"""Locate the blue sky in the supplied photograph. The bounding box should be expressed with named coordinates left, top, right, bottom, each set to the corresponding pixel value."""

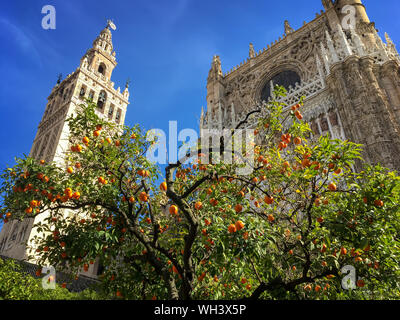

left=0, top=0, right=399, bottom=232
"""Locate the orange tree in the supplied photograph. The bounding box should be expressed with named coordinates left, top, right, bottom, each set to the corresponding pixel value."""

left=0, top=96, right=399, bottom=300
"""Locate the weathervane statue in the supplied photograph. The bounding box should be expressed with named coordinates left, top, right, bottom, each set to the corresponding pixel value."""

left=107, top=19, right=116, bottom=30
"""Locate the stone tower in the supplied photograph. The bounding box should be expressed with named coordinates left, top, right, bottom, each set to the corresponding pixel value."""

left=0, top=21, right=130, bottom=278
left=201, top=0, right=400, bottom=171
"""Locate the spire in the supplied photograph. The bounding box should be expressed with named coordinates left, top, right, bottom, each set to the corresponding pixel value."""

left=374, top=31, right=389, bottom=61
left=336, top=23, right=352, bottom=57
left=350, top=28, right=365, bottom=56
left=325, top=30, right=339, bottom=63
left=88, top=20, right=117, bottom=62
left=385, top=32, right=394, bottom=45
left=321, top=0, right=333, bottom=10
left=56, top=73, right=62, bottom=85
left=208, top=55, right=223, bottom=81
left=200, top=106, right=204, bottom=131
left=82, top=21, right=118, bottom=79
left=123, top=78, right=130, bottom=99
left=249, top=43, right=255, bottom=58
left=284, top=20, right=294, bottom=35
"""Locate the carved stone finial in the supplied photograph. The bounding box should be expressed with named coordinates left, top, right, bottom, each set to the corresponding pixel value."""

left=125, top=78, right=131, bottom=89
left=209, top=55, right=223, bottom=79
left=284, top=20, right=294, bottom=35
left=249, top=43, right=255, bottom=58
left=321, top=0, right=333, bottom=10
left=56, top=73, right=62, bottom=85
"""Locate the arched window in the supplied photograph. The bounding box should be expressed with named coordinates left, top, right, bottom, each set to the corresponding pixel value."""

left=97, top=90, right=107, bottom=110
left=98, top=63, right=106, bottom=76
left=260, top=70, right=301, bottom=102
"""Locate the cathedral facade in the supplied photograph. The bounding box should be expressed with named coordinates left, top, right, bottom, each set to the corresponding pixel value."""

left=201, top=0, right=400, bottom=172
left=0, top=23, right=129, bottom=278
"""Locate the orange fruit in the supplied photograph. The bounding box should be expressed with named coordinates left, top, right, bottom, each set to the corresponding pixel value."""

left=295, top=110, right=303, bottom=120
left=235, top=220, right=245, bottom=231
left=194, top=201, right=203, bottom=210
left=228, top=224, right=237, bottom=233
left=198, top=272, right=206, bottom=282
left=267, top=214, right=275, bottom=222
left=328, top=183, right=337, bottom=191
left=67, top=167, right=74, bottom=174
left=356, top=279, right=365, bottom=288
left=82, top=137, right=89, bottom=144
left=234, top=204, right=243, bottom=213
left=169, top=205, right=178, bottom=215
left=139, top=192, right=148, bottom=202
left=210, top=198, right=218, bottom=206
left=334, top=168, right=342, bottom=174
left=30, top=200, right=38, bottom=208
left=160, top=182, right=167, bottom=191
left=93, top=130, right=100, bottom=137
left=264, top=196, right=274, bottom=205
left=374, top=199, right=384, bottom=207
left=340, top=247, right=347, bottom=255
left=75, top=162, right=81, bottom=169
left=241, top=278, right=247, bottom=284
left=294, top=137, right=302, bottom=145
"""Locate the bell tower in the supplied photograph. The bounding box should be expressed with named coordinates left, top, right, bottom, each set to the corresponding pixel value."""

left=0, top=21, right=130, bottom=278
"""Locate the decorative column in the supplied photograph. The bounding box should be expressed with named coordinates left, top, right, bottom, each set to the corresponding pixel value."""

left=320, top=43, right=331, bottom=74
left=374, top=31, right=390, bottom=61
left=336, top=23, right=352, bottom=57
left=350, top=27, right=365, bottom=57
left=231, top=103, right=236, bottom=128
left=218, top=102, right=223, bottom=131
left=315, top=54, right=326, bottom=86
left=326, top=30, right=339, bottom=63
left=335, top=110, right=346, bottom=140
